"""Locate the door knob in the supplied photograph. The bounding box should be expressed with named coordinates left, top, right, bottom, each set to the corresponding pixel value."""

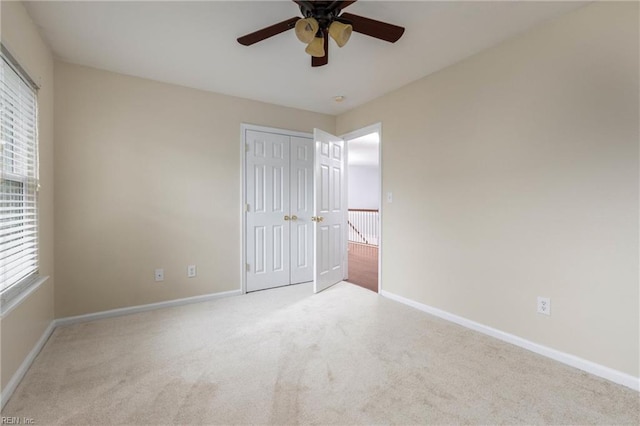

left=284, top=215, right=290, bottom=221
left=291, top=215, right=298, bottom=221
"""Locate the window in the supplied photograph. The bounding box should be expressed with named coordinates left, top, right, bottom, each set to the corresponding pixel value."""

left=0, top=46, right=40, bottom=304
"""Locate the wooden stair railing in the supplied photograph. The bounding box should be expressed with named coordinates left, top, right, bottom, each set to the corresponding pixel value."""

left=348, top=220, right=369, bottom=245
left=348, top=209, right=379, bottom=246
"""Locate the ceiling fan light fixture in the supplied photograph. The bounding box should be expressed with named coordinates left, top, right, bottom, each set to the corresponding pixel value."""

left=236, top=0, right=405, bottom=67
left=295, top=17, right=319, bottom=44
left=328, top=21, right=352, bottom=48
left=305, top=35, right=325, bottom=57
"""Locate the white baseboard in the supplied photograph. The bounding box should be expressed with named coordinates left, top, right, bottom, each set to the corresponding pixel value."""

left=1, top=289, right=243, bottom=409
left=1, top=320, right=56, bottom=409
left=55, top=289, right=242, bottom=327
left=380, top=289, right=639, bottom=392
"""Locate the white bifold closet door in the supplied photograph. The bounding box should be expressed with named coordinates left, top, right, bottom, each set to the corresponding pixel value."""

left=245, top=130, right=314, bottom=292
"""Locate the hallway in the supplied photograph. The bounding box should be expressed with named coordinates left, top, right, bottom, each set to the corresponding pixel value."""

left=346, top=242, right=378, bottom=292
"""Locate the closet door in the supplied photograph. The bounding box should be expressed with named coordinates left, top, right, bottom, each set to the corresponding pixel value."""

left=290, top=136, right=314, bottom=284
left=246, top=130, right=291, bottom=292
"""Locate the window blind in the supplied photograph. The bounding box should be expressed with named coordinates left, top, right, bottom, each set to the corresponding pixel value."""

left=0, top=54, right=39, bottom=295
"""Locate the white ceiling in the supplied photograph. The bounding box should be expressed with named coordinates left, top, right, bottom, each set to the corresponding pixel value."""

left=24, top=1, right=586, bottom=115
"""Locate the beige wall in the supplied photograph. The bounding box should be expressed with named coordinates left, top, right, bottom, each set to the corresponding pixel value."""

left=54, top=61, right=335, bottom=318
left=337, top=2, right=639, bottom=377
left=0, top=2, right=55, bottom=391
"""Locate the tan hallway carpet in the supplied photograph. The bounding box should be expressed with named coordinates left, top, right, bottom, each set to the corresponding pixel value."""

left=2, top=282, right=638, bottom=425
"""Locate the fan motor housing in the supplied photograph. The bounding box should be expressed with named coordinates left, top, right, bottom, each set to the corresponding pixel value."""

left=299, top=1, right=343, bottom=30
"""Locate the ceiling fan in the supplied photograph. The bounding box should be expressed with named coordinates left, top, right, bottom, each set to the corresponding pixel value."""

left=237, top=0, right=405, bottom=67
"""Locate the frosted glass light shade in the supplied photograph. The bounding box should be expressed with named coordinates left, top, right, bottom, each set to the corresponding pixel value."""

left=329, top=21, right=352, bottom=47
left=305, top=35, right=325, bottom=57
left=295, top=18, right=319, bottom=44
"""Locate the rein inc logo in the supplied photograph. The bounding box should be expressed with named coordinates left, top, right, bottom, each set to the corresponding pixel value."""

left=1, top=418, right=34, bottom=425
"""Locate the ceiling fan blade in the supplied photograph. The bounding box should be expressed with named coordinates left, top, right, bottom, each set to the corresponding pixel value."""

left=339, top=12, right=405, bottom=43
left=237, top=17, right=299, bottom=46
left=311, top=31, right=329, bottom=67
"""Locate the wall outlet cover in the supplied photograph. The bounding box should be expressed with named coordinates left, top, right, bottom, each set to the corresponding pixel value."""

left=537, top=296, right=551, bottom=315
left=187, top=265, right=197, bottom=278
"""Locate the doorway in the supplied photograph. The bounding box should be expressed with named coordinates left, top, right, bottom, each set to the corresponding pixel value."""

left=343, top=124, right=382, bottom=293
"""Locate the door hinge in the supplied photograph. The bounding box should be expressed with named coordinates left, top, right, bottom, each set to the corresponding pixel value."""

left=245, top=203, right=249, bottom=212
left=246, top=263, right=250, bottom=272
left=245, top=143, right=249, bottom=152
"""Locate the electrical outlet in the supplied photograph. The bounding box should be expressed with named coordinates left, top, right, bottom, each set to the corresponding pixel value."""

left=187, top=265, right=197, bottom=278
left=537, top=297, right=551, bottom=315
left=387, top=192, right=393, bottom=203
left=154, top=268, right=164, bottom=282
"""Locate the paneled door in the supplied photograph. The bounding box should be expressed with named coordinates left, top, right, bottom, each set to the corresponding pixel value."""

left=245, top=129, right=313, bottom=292
left=313, top=129, right=347, bottom=293
left=289, top=136, right=314, bottom=285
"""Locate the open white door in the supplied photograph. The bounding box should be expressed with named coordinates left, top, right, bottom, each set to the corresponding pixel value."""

left=313, top=129, right=347, bottom=293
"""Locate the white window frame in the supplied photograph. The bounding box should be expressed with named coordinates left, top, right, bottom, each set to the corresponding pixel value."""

left=0, top=44, right=46, bottom=317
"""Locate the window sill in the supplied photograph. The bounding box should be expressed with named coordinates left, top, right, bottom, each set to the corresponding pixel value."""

left=0, top=276, right=49, bottom=318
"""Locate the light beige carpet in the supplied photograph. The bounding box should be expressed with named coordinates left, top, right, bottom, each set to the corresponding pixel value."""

left=2, top=282, right=638, bottom=425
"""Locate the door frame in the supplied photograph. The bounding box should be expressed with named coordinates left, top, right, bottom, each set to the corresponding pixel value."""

left=340, top=122, right=383, bottom=293
left=240, top=123, right=313, bottom=294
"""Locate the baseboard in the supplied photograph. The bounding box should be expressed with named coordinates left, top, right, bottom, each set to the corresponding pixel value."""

left=380, top=289, right=639, bottom=392
left=55, top=289, right=243, bottom=327
left=1, top=320, right=56, bottom=410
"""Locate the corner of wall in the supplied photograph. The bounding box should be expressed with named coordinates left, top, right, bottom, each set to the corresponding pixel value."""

left=0, top=0, right=56, bottom=399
